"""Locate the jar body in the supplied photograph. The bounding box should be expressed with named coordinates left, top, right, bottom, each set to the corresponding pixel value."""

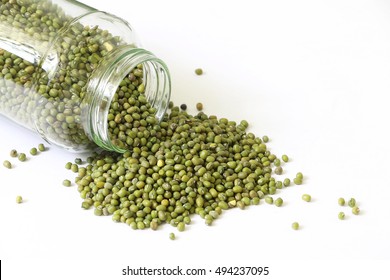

left=0, top=0, right=171, bottom=152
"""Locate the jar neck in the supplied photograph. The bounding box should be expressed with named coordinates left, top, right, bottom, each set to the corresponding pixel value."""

left=82, top=45, right=171, bottom=153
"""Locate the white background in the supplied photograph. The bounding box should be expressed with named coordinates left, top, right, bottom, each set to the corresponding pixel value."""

left=1, top=0, right=390, bottom=279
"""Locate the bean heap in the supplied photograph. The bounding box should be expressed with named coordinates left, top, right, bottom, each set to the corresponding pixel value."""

left=73, top=105, right=291, bottom=230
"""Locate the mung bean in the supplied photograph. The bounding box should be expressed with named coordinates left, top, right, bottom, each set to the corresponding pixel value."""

left=63, top=179, right=71, bottom=187
left=274, top=166, right=283, bottom=175
left=10, top=149, right=18, bottom=158
left=3, top=160, right=12, bottom=169
left=302, top=194, right=311, bottom=202
left=16, top=195, right=23, bottom=204
left=274, top=197, right=283, bottom=207
left=195, top=68, right=203, bottom=75
left=29, top=147, right=38, bottom=156
left=265, top=196, right=274, bottom=205
left=291, top=222, right=299, bottom=230
left=338, top=197, right=345, bottom=206
left=18, top=153, right=26, bottom=162
left=38, top=144, right=46, bottom=152
left=196, top=102, right=203, bottom=111
left=352, top=206, right=360, bottom=215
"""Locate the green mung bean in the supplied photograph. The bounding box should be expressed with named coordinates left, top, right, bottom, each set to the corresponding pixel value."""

left=71, top=164, right=79, bottom=173
left=274, top=197, right=283, bottom=207
left=29, top=147, right=38, bottom=156
left=265, top=196, right=274, bottom=205
left=338, top=197, right=345, bottom=206
left=282, top=154, right=289, bottom=162
left=38, top=144, right=46, bottom=152
left=10, top=149, right=18, bottom=158
left=352, top=206, right=360, bottom=215
left=169, top=232, right=176, bottom=240
left=177, top=222, right=185, bottom=232
left=293, top=177, right=302, bottom=185
left=3, top=160, right=12, bottom=169
left=63, top=179, right=71, bottom=187
left=283, top=178, right=291, bottom=187
left=16, top=195, right=23, bottom=204
left=262, top=135, right=269, bottom=143
left=338, top=212, right=345, bottom=220
left=274, top=166, right=283, bottom=175
left=18, top=153, right=26, bottom=162
left=302, top=194, right=311, bottom=202
left=348, top=198, right=356, bottom=208
left=196, top=102, right=203, bottom=111
left=195, top=68, right=203, bottom=75
left=291, top=222, right=299, bottom=230
left=65, top=162, right=72, bottom=170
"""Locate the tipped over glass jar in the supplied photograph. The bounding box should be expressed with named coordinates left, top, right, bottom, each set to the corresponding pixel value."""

left=0, top=0, right=171, bottom=152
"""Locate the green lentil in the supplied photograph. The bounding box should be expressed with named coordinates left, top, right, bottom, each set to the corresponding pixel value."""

left=281, top=154, right=289, bottom=162
left=338, top=212, right=345, bottom=220
left=10, top=149, right=18, bottom=158
left=29, top=147, right=38, bottom=156
left=196, top=102, right=203, bottom=111
left=291, top=222, right=299, bottom=230
left=302, top=194, right=311, bottom=202
left=16, top=195, right=23, bottom=204
left=3, top=160, right=12, bottom=169
left=62, top=179, right=71, bottom=187
left=18, top=153, right=27, bottom=162
left=338, top=197, right=345, bottom=206
left=274, top=197, right=283, bottom=207
left=348, top=198, right=356, bottom=208
left=195, top=68, right=203, bottom=75
left=352, top=206, right=360, bottom=215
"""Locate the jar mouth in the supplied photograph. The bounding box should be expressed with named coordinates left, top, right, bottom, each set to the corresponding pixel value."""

left=82, top=46, right=171, bottom=153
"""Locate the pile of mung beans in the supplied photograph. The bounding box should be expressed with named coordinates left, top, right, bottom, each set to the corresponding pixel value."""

left=2, top=0, right=363, bottom=235
left=70, top=103, right=298, bottom=231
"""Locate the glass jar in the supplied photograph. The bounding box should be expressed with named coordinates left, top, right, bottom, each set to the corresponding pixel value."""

left=0, top=0, right=171, bottom=153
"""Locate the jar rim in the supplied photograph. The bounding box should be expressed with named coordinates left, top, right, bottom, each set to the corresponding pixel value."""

left=82, top=46, right=171, bottom=153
